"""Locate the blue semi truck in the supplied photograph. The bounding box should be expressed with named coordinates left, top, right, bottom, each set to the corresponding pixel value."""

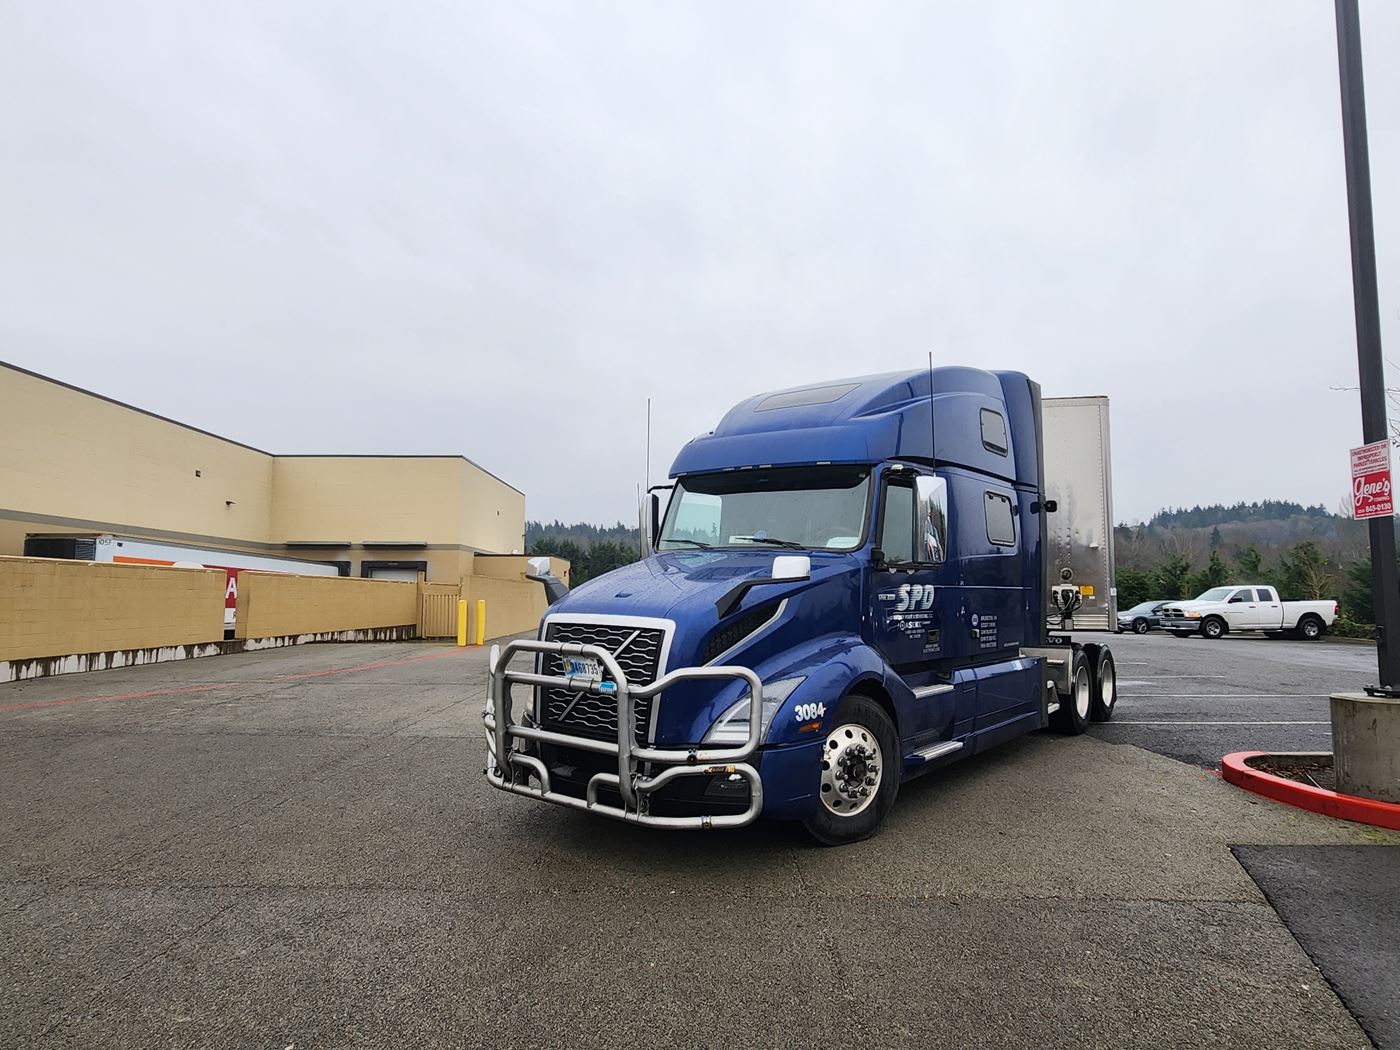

left=484, top=368, right=1119, bottom=844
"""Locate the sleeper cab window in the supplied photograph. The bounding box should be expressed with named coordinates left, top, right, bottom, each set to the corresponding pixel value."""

left=979, top=408, right=1008, bottom=455
left=985, top=491, right=1015, bottom=547
left=880, top=477, right=914, bottom=564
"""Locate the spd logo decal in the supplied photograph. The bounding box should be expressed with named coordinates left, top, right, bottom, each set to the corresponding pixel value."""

left=894, top=584, right=936, bottom=611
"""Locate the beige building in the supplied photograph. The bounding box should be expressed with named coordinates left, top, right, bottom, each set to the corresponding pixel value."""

left=0, top=361, right=527, bottom=580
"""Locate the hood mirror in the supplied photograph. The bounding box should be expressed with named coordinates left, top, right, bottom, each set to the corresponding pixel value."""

left=772, top=554, right=811, bottom=581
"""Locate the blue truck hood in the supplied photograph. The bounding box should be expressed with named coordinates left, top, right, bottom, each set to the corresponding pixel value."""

left=551, top=549, right=844, bottom=623
left=543, top=550, right=863, bottom=746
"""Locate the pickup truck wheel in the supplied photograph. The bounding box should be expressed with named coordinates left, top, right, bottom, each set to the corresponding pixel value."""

left=1050, top=651, right=1091, bottom=735
left=1089, top=647, right=1117, bottom=721
left=1201, top=617, right=1226, bottom=640
left=1297, top=615, right=1324, bottom=641
left=1132, top=618, right=1150, bottom=634
left=802, top=694, right=900, bottom=846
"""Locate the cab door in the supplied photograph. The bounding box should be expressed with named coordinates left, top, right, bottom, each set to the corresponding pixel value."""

left=1223, top=587, right=1255, bottom=629
left=1253, top=587, right=1283, bottom=629
left=868, top=468, right=958, bottom=744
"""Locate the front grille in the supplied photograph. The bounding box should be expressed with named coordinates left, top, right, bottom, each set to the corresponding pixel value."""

left=540, top=621, right=667, bottom=744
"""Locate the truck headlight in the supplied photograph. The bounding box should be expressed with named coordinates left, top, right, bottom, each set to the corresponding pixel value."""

left=702, top=677, right=806, bottom=745
left=1186, top=611, right=1201, bottom=619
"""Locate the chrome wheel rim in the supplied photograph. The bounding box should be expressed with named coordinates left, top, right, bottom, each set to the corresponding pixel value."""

left=1074, top=667, right=1091, bottom=720
left=1304, top=621, right=1319, bottom=638
left=819, top=723, right=882, bottom=817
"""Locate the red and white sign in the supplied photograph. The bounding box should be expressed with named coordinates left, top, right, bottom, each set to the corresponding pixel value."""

left=1351, top=440, right=1395, bottom=520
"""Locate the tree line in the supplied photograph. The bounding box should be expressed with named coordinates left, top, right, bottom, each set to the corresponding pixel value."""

left=531, top=503, right=1391, bottom=628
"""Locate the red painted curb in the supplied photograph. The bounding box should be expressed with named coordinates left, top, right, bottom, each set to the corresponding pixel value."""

left=1221, top=751, right=1400, bottom=832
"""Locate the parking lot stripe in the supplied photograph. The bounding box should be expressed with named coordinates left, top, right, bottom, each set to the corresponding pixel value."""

left=1113, top=720, right=1330, bottom=726
left=1125, top=693, right=1330, bottom=699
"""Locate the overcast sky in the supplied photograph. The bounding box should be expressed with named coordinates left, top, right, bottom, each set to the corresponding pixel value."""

left=3, top=1, right=1398, bottom=527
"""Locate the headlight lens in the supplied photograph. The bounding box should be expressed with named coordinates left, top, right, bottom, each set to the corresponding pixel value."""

left=702, top=676, right=806, bottom=745
left=1186, top=611, right=1201, bottom=619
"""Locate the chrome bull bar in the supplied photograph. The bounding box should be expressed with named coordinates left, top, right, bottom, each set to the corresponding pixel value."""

left=483, top=638, right=764, bottom=829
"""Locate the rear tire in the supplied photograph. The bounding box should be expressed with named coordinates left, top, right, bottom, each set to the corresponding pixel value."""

left=1090, top=647, right=1117, bottom=721
left=1132, top=618, right=1149, bottom=634
left=801, top=694, right=900, bottom=847
left=1296, top=615, right=1324, bottom=641
left=1050, top=650, right=1091, bottom=735
left=1201, top=617, right=1226, bottom=640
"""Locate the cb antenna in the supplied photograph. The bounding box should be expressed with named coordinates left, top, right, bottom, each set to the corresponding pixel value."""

left=646, top=396, right=651, bottom=491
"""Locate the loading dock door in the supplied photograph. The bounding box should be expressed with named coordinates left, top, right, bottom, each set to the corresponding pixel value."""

left=360, top=560, right=427, bottom=582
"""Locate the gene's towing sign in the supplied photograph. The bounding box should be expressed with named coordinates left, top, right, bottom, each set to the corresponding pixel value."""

left=1351, top=440, right=1395, bottom=520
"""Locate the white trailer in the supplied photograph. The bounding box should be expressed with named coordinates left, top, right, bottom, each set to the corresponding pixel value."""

left=1043, top=397, right=1117, bottom=631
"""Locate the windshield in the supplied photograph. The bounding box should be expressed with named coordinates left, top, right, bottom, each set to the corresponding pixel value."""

left=659, top=465, right=871, bottom=552
left=1196, top=587, right=1233, bottom=602
left=1124, top=602, right=1157, bottom=615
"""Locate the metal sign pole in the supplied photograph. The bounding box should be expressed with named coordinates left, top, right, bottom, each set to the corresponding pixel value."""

left=1334, top=0, right=1400, bottom=694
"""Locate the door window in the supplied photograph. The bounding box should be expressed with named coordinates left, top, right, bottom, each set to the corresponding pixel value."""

left=1255, top=588, right=1275, bottom=603
left=879, top=479, right=914, bottom=564
left=1228, top=590, right=1250, bottom=604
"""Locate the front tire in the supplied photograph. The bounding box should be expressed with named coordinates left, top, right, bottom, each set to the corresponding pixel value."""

left=1132, top=618, right=1150, bottom=634
left=802, top=694, right=900, bottom=846
left=1201, top=617, right=1226, bottom=640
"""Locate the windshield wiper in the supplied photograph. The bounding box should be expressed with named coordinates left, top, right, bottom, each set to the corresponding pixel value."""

left=663, top=538, right=714, bottom=550
left=731, top=535, right=806, bottom=549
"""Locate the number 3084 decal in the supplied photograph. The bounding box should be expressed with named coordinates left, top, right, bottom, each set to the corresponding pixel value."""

left=794, top=702, right=827, bottom=722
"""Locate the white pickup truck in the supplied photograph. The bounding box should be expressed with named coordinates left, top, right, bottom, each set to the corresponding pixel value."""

left=1158, top=585, right=1339, bottom=641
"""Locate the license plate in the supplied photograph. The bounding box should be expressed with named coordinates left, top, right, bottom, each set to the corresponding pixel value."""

left=564, top=657, right=603, bottom=684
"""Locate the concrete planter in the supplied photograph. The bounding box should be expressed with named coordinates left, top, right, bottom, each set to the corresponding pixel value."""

left=1331, top=692, right=1400, bottom=804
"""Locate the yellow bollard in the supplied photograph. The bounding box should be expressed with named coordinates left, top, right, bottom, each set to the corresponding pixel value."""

left=475, top=599, right=486, bottom=645
left=456, top=599, right=468, bottom=647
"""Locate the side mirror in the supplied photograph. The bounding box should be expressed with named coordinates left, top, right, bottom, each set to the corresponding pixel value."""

left=913, top=475, right=948, bottom=565
left=871, top=547, right=887, bottom=571
left=639, top=493, right=659, bottom=558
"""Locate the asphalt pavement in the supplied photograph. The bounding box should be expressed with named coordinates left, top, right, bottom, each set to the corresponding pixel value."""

left=1088, top=630, right=1375, bottom=766
left=1, top=636, right=1396, bottom=1048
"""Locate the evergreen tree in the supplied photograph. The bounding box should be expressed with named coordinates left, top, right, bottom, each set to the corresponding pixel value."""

left=1234, top=544, right=1265, bottom=581
left=1116, top=568, right=1159, bottom=608
left=1342, top=558, right=1374, bottom=623
left=1188, top=549, right=1229, bottom=595
left=1276, top=541, right=1333, bottom=600
left=1157, top=554, right=1195, bottom=599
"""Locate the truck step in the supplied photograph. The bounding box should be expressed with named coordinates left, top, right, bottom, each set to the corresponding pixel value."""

left=912, top=740, right=965, bottom=763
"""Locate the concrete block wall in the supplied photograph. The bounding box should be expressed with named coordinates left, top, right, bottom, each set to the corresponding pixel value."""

left=0, top=556, right=225, bottom=661
left=235, top=571, right=417, bottom=640
left=461, top=573, right=549, bottom=642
